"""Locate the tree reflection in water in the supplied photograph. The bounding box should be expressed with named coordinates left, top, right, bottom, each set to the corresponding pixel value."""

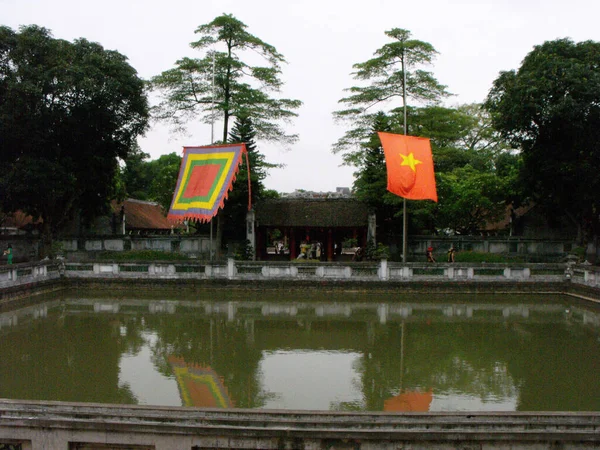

left=0, top=291, right=598, bottom=412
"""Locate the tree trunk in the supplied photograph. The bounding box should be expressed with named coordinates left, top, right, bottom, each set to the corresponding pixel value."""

left=40, top=216, right=53, bottom=260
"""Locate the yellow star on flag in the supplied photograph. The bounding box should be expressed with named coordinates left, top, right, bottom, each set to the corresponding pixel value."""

left=400, top=152, right=422, bottom=172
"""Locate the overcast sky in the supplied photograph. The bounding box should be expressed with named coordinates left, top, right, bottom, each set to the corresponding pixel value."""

left=4, top=0, right=600, bottom=193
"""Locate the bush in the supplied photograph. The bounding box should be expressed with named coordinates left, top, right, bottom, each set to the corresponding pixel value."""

left=571, top=246, right=586, bottom=261
left=365, top=241, right=391, bottom=260
left=234, top=240, right=255, bottom=260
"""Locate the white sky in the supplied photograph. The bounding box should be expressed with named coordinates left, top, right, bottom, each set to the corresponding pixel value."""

left=3, top=0, right=600, bottom=193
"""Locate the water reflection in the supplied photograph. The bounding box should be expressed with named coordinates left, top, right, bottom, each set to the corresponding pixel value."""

left=384, top=390, right=433, bottom=412
left=0, top=292, right=599, bottom=412
left=168, top=356, right=233, bottom=408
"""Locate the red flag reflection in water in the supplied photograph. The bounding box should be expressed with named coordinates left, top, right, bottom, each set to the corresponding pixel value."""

left=384, top=389, right=433, bottom=412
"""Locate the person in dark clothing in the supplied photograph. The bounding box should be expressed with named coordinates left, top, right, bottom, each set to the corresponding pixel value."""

left=426, top=246, right=436, bottom=263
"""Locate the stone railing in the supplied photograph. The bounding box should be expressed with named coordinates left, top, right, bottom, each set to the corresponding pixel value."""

left=0, top=261, right=63, bottom=289
left=62, top=259, right=574, bottom=283
left=1, top=259, right=599, bottom=294
left=0, top=399, right=599, bottom=450
left=571, top=263, right=600, bottom=287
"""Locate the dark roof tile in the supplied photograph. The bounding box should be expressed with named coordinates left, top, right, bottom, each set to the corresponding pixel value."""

left=256, top=198, right=369, bottom=227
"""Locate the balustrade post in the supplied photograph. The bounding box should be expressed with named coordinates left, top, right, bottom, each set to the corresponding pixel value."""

left=227, top=257, right=236, bottom=279
left=378, top=259, right=389, bottom=281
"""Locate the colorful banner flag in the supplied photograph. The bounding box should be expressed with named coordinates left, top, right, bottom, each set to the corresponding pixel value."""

left=168, top=356, right=233, bottom=408
left=378, top=132, right=438, bottom=202
left=167, top=143, right=248, bottom=222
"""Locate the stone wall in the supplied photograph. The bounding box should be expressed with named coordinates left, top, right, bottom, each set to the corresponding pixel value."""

left=2, top=234, right=594, bottom=263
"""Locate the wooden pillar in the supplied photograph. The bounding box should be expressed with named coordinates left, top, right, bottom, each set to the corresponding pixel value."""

left=256, top=227, right=264, bottom=260
left=290, top=231, right=297, bottom=259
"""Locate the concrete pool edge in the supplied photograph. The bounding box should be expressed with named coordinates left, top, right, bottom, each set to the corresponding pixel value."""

left=1, top=399, right=600, bottom=449
left=1, top=261, right=600, bottom=449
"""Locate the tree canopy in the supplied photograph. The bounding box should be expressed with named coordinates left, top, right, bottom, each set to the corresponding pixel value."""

left=220, top=115, right=279, bottom=244
left=0, top=25, right=149, bottom=251
left=485, top=38, right=600, bottom=239
left=333, top=28, right=450, bottom=164
left=350, top=105, right=518, bottom=238
left=150, top=13, right=301, bottom=145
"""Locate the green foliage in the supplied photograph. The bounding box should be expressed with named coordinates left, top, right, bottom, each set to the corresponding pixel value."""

left=0, top=25, right=149, bottom=255
left=435, top=166, right=509, bottom=234
left=120, top=151, right=181, bottom=213
left=262, top=189, right=281, bottom=200
left=151, top=13, right=301, bottom=145
left=219, top=115, right=279, bottom=243
left=97, top=250, right=190, bottom=261
left=121, top=143, right=152, bottom=201
left=347, top=104, right=517, bottom=238
left=342, top=237, right=358, bottom=249
left=570, top=246, right=586, bottom=260
left=485, top=37, right=600, bottom=240
left=365, top=241, right=391, bottom=260
left=333, top=28, right=449, bottom=160
left=234, top=240, right=255, bottom=261
left=268, top=228, right=283, bottom=244
left=49, top=241, right=65, bottom=259
left=146, top=153, right=182, bottom=212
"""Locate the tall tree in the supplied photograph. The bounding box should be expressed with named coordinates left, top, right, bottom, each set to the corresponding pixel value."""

left=435, top=167, right=510, bottom=235
left=151, top=14, right=301, bottom=145
left=222, top=115, right=278, bottom=243
left=333, top=28, right=450, bottom=165
left=121, top=143, right=152, bottom=201
left=350, top=105, right=518, bottom=241
left=120, top=151, right=182, bottom=213
left=0, top=25, right=149, bottom=254
left=353, top=112, right=393, bottom=208
left=485, top=38, right=600, bottom=241
left=146, top=153, right=182, bottom=213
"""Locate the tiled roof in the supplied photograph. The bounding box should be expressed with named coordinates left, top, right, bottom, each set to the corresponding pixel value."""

left=484, top=203, right=535, bottom=231
left=112, top=199, right=176, bottom=231
left=1, top=211, right=40, bottom=228
left=255, top=198, right=369, bottom=227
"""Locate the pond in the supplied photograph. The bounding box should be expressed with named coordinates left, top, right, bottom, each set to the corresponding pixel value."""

left=0, top=289, right=599, bottom=412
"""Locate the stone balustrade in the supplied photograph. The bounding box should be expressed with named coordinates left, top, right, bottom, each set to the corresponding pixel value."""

left=62, top=259, right=575, bottom=283
left=0, top=261, right=62, bottom=289
left=1, top=260, right=599, bottom=294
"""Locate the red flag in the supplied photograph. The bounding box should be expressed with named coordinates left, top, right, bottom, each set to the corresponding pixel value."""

left=378, top=132, right=438, bottom=202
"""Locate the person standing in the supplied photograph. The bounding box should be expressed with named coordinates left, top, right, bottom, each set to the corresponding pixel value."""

left=3, top=244, right=12, bottom=264
left=447, top=246, right=456, bottom=263
left=426, top=246, right=436, bottom=263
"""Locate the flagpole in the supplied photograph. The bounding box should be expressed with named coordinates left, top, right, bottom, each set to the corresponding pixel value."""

left=402, top=53, right=408, bottom=263
left=209, top=50, right=216, bottom=262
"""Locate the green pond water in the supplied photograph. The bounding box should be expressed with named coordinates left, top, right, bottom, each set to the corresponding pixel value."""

left=0, top=289, right=599, bottom=412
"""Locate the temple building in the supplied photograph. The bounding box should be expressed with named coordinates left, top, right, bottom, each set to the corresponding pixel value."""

left=251, top=189, right=375, bottom=261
